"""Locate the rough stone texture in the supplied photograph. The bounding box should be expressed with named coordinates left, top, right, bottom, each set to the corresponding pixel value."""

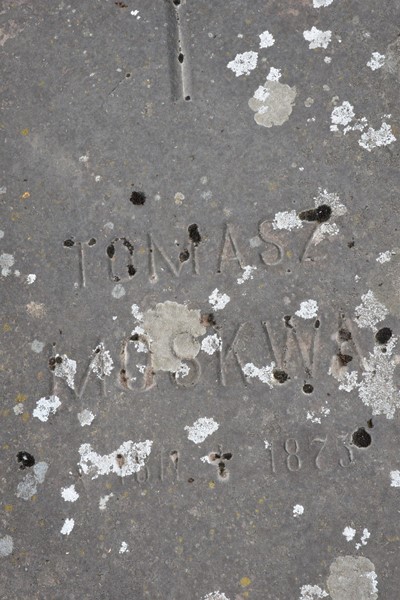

left=1, top=0, right=400, bottom=599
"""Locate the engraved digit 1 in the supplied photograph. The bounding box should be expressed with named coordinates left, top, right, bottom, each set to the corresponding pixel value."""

left=311, top=436, right=327, bottom=470
left=264, top=441, right=276, bottom=473
left=284, top=438, right=301, bottom=471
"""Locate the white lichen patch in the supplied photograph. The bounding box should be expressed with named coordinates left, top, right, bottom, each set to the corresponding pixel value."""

left=227, top=51, right=258, bottom=77
left=354, top=290, right=388, bottom=330
left=26, top=273, right=36, bottom=284
left=367, top=52, right=385, bottom=70
left=327, top=556, right=378, bottom=600
left=249, top=80, right=296, bottom=127
left=143, top=301, right=206, bottom=372
left=16, top=462, right=48, bottom=500
left=237, top=265, right=256, bottom=284
left=209, top=289, right=230, bottom=311
left=303, top=27, right=332, bottom=49
left=272, top=210, right=303, bottom=231
left=296, top=299, right=318, bottom=319
left=243, top=362, right=275, bottom=387
left=267, top=67, right=282, bottom=81
left=201, top=334, right=222, bottom=355
left=390, top=470, right=400, bottom=487
left=77, top=409, right=95, bottom=427
left=60, top=518, right=75, bottom=536
left=293, top=504, right=304, bottom=517
left=203, top=593, right=230, bottom=600
left=343, top=526, right=356, bottom=541
left=306, top=407, right=330, bottom=423
left=54, top=354, right=76, bottom=389
left=131, top=303, right=143, bottom=321
left=355, top=528, right=370, bottom=550
left=61, top=485, right=79, bottom=502
left=0, top=535, right=13, bottom=557
left=331, top=101, right=355, bottom=131
left=175, top=362, right=190, bottom=379
left=13, top=403, right=24, bottom=415
left=0, top=253, right=15, bottom=276
left=312, top=222, right=340, bottom=245
left=259, top=30, right=275, bottom=48
left=359, top=122, right=396, bottom=151
left=99, top=493, right=114, bottom=510
left=314, top=188, right=347, bottom=217
left=376, top=250, right=394, bottom=263
left=33, top=395, right=61, bottom=422
left=184, top=417, right=219, bottom=444
left=90, top=343, right=114, bottom=379
left=299, top=584, right=328, bottom=599
left=119, top=541, right=129, bottom=554
left=313, top=0, right=334, bottom=6
left=78, top=440, right=153, bottom=479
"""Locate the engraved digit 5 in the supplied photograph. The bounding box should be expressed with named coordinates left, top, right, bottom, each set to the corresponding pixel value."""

left=284, top=438, right=301, bottom=471
left=310, top=436, right=327, bottom=470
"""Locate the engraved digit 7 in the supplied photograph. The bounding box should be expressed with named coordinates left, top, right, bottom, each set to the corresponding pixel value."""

left=337, top=434, right=354, bottom=468
left=284, top=438, right=301, bottom=471
left=310, top=436, right=327, bottom=470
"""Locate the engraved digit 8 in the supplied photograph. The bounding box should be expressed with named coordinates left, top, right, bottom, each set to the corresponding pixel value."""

left=284, top=438, right=301, bottom=471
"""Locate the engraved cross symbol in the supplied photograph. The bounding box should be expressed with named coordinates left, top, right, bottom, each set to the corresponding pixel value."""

left=206, top=445, right=233, bottom=480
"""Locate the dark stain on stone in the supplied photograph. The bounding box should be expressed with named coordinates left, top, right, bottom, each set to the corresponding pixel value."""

left=299, top=204, right=332, bottom=223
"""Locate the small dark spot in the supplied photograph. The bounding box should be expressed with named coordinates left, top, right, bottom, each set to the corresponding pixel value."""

left=375, top=327, right=392, bottom=345
left=314, top=319, right=320, bottom=329
left=205, top=313, right=216, bottom=327
left=125, top=73, right=131, bottom=78
left=63, top=239, right=75, bottom=247
left=273, top=369, right=289, bottom=384
left=178, top=53, right=184, bottom=63
left=185, top=95, right=191, bottom=101
left=88, top=238, right=96, bottom=246
left=284, top=315, right=293, bottom=329
left=337, top=352, right=353, bottom=366
left=299, top=204, right=332, bottom=223
left=130, top=333, right=139, bottom=341
left=179, top=249, right=190, bottom=263
left=95, top=346, right=101, bottom=354
left=49, top=357, right=56, bottom=368
left=122, top=238, right=134, bottom=254
left=113, top=275, right=120, bottom=282
left=173, top=0, right=180, bottom=4
left=106, top=244, right=115, bottom=259
left=352, top=427, right=371, bottom=448
left=367, top=418, right=374, bottom=428
left=115, top=1, right=128, bottom=6
left=348, top=240, right=355, bottom=248
left=303, top=383, right=314, bottom=394
left=338, top=328, right=352, bottom=341
left=116, top=453, right=125, bottom=468
left=188, top=477, right=194, bottom=483
left=17, top=451, right=35, bottom=469
left=130, top=190, right=146, bottom=205
left=188, top=224, right=201, bottom=245
left=128, top=264, right=136, bottom=277
left=55, top=355, right=62, bottom=364
left=222, top=452, right=232, bottom=460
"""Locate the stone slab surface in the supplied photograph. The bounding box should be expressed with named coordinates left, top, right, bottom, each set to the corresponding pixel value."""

left=1, top=1, right=400, bottom=599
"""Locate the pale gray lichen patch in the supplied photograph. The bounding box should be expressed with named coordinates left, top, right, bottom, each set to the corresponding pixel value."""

left=0, top=535, right=13, bottom=557
left=248, top=80, right=296, bottom=127
left=327, top=556, right=378, bottom=600
left=143, top=301, right=206, bottom=372
left=16, top=462, right=49, bottom=500
left=354, top=290, right=388, bottom=330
